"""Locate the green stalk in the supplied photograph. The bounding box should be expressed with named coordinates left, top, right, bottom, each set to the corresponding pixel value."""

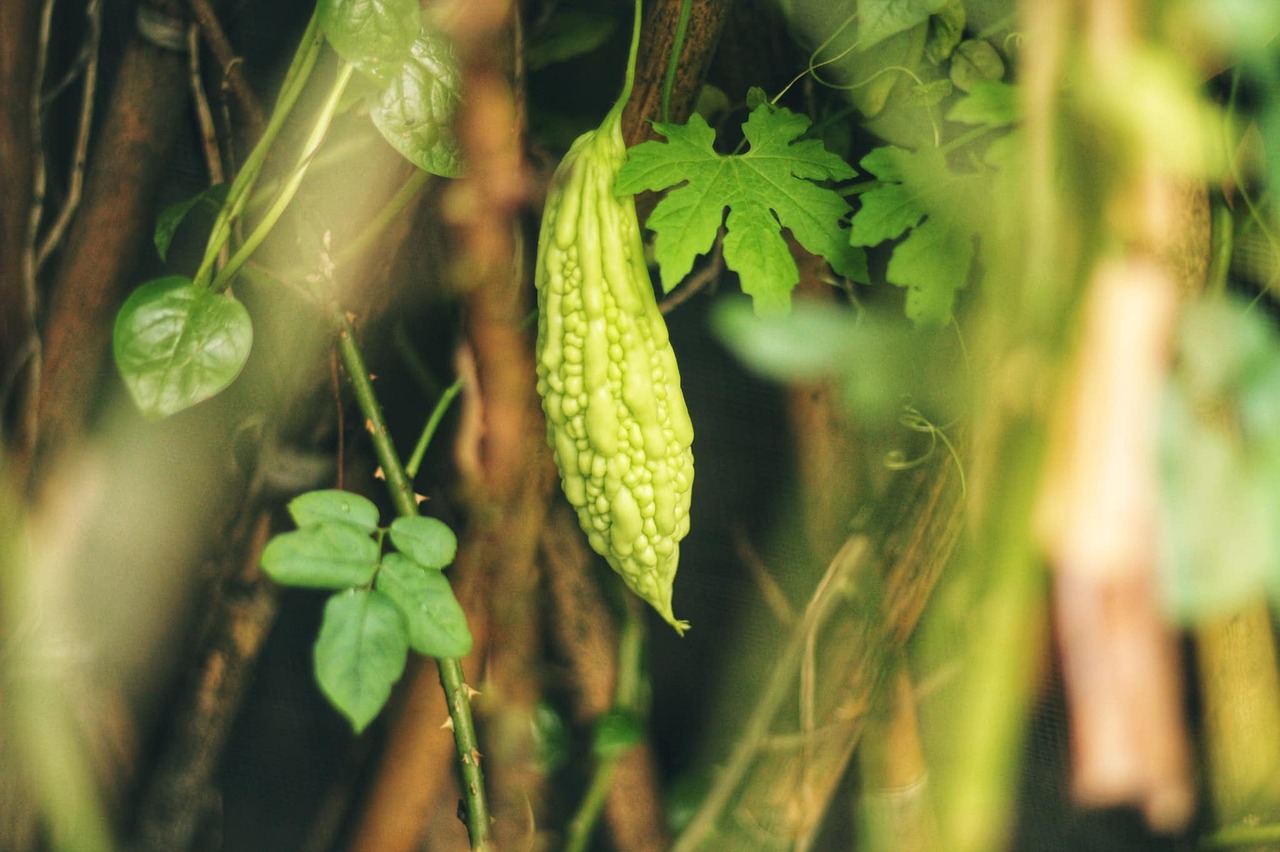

left=335, top=312, right=493, bottom=850
left=604, top=0, right=644, bottom=128
left=564, top=595, right=647, bottom=852
left=194, top=9, right=323, bottom=289
left=212, top=63, right=355, bottom=292
left=660, top=0, right=693, bottom=123
left=334, top=169, right=431, bottom=266
left=406, top=377, right=463, bottom=479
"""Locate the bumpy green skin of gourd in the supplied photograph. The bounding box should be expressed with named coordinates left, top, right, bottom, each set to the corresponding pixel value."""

left=534, top=109, right=694, bottom=634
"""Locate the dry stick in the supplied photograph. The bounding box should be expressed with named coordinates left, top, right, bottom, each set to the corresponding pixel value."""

left=33, top=0, right=191, bottom=481
left=34, top=0, right=102, bottom=272
left=674, top=447, right=963, bottom=851
left=187, top=24, right=226, bottom=186
left=131, top=513, right=280, bottom=851
left=0, top=0, right=42, bottom=461
left=186, top=0, right=266, bottom=133
left=441, top=1, right=556, bottom=846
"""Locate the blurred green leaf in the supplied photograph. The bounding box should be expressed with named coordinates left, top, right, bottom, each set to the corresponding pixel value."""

left=527, top=9, right=617, bottom=70
left=592, top=709, right=644, bottom=759
left=154, top=185, right=226, bottom=262
left=1159, top=298, right=1280, bottom=623
left=924, top=0, right=965, bottom=64
left=858, top=0, right=948, bottom=51
left=946, top=80, right=1017, bottom=127
left=319, top=0, right=418, bottom=82
left=948, top=39, right=1005, bottom=93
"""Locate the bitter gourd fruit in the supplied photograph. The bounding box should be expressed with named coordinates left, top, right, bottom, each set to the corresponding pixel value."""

left=533, top=86, right=694, bottom=634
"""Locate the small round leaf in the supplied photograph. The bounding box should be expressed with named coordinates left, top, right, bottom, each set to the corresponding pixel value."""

left=261, top=523, right=379, bottom=589
left=113, top=276, right=253, bottom=419
left=288, top=489, right=381, bottom=534
left=389, top=516, right=457, bottom=569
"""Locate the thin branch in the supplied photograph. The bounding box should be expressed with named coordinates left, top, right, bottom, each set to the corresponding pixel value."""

left=24, top=0, right=54, bottom=290
left=187, top=23, right=225, bottom=187
left=187, top=0, right=266, bottom=133
left=34, top=0, right=102, bottom=273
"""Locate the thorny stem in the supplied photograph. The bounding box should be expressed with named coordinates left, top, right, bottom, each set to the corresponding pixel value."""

left=334, top=312, right=493, bottom=850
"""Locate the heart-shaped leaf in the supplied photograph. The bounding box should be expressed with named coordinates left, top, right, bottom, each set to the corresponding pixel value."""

left=319, top=0, right=419, bottom=83
left=314, top=589, right=409, bottom=732
left=113, top=276, right=252, bottom=419
left=368, top=23, right=463, bottom=177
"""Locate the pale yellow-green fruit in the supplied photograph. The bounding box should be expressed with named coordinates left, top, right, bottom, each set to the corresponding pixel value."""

left=534, top=108, right=694, bottom=634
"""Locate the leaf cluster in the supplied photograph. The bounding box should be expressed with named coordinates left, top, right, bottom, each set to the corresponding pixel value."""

left=848, top=82, right=1016, bottom=327
left=261, top=490, right=471, bottom=732
left=321, top=0, right=463, bottom=175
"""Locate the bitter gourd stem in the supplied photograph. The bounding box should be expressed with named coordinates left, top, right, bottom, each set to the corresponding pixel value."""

left=609, top=0, right=644, bottom=126
left=334, top=311, right=493, bottom=850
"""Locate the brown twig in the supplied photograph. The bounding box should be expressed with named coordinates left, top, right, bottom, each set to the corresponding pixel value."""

left=0, top=0, right=41, bottom=459
left=187, top=0, right=266, bottom=134
left=34, top=0, right=102, bottom=273
left=33, top=0, right=190, bottom=481
left=673, top=446, right=964, bottom=851
left=187, top=23, right=226, bottom=187
left=542, top=504, right=669, bottom=851
left=130, top=512, right=280, bottom=851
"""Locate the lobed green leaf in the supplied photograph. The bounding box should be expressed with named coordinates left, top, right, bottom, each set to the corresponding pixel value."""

left=946, top=80, right=1018, bottom=128
left=616, top=105, right=865, bottom=315
left=314, top=589, right=409, bottom=732
left=885, top=215, right=973, bottom=327
left=113, top=276, right=253, bottom=419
